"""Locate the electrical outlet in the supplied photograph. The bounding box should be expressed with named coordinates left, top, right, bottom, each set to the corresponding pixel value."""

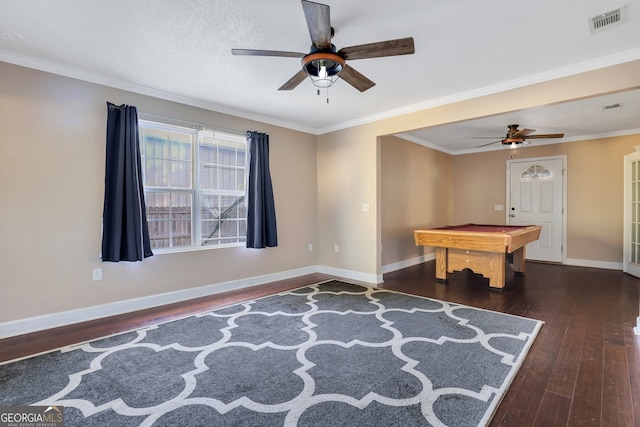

left=308, top=243, right=313, bottom=251
left=334, top=244, right=340, bottom=253
left=92, top=268, right=103, bottom=281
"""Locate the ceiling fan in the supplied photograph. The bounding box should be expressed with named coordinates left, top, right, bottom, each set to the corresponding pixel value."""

left=231, top=0, right=415, bottom=93
left=475, top=124, right=565, bottom=148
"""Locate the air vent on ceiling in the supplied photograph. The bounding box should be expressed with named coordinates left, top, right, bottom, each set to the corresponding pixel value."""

left=590, top=6, right=625, bottom=33
left=602, top=102, right=622, bottom=111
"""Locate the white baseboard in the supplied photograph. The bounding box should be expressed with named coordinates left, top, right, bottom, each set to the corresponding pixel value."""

left=0, top=266, right=316, bottom=339
left=316, top=265, right=382, bottom=285
left=0, top=264, right=387, bottom=339
left=563, top=258, right=623, bottom=270
left=0, top=257, right=625, bottom=340
left=382, top=255, right=623, bottom=273
left=382, top=254, right=436, bottom=274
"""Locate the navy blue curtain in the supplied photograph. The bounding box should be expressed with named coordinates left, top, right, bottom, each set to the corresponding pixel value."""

left=246, top=131, right=278, bottom=248
left=101, top=102, right=153, bottom=262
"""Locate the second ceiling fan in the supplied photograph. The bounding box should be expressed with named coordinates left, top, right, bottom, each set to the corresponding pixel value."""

left=475, top=124, right=565, bottom=148
left=231, top=0, right=415, bottom=92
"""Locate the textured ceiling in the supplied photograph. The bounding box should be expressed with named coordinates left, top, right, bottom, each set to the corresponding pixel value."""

left=1, top=0, right=639, bottom=153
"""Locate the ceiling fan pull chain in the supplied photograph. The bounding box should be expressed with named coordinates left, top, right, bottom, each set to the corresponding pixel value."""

left=316, top=86, right=330, bottom=103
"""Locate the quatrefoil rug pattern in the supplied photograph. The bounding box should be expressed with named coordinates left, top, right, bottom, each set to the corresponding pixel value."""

left=0, top=281, right=542, bottom=426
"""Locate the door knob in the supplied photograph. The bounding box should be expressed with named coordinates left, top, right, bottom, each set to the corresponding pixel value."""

left=509, top=213, right=515, bottom=217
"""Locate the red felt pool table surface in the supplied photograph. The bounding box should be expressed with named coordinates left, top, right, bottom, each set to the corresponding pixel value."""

left=430, top=224, right=531, bottom=233
left=414, top=223, right=541, bottom=289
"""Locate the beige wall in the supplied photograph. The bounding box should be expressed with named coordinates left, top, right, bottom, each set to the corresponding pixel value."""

left=3, top=58, right=640, bottom=329
left=451, top=135, right=640, bottom=263
left=315, top=127, right=379, bottom=279
left=0, top=62, right=318, bottom=325
left=316, top=60, right=640, bottom=278
left=380, top=135, right=452, bottom=266
left=380, top=133, right=640, bottom=267
left=451, top=150, right=514, bottom=225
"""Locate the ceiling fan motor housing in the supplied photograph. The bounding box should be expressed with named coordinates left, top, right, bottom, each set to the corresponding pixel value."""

left=302, top=45, right=344, bottom=77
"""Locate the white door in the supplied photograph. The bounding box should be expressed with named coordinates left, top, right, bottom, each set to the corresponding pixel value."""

left=623, top=151, right=640, bottom=278
left=507, top=156, right=565, bottom=262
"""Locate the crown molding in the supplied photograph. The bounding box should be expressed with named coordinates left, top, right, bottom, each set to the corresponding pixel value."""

left=317, top=48, right=640, bottom=134
left=2, top=47, right=640, bottom=136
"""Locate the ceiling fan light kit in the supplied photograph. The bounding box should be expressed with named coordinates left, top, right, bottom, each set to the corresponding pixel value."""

left=231, top=0, right=415, bottom=100
left=303, top=50, right=344, bottom=93
left=503, top=139, right=530, bottom=150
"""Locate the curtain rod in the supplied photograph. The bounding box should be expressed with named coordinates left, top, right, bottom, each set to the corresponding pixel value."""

left=108, top=104, right=257, bottom=137
left=137, top=111, right=248, bottom=136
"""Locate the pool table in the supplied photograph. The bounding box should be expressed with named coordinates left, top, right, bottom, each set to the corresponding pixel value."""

left=413, top=224, right=541, bottom=289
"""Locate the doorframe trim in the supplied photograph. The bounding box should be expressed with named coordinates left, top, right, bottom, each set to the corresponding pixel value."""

left=506, top=155, right=567, bottom=264
left=622, top=150, right=640, bottom=274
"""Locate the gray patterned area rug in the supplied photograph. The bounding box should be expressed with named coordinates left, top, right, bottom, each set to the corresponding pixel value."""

left=0, top=280, right=542, bottom=426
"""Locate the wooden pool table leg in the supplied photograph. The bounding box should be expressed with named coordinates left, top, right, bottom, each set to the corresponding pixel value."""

left=488, top=252, right=506, bottom=289
left=512, top=247, right=526, bottom=275
left=435, top=247, right=448, bottom=282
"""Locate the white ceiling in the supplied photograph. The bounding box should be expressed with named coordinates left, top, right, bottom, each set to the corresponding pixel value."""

left=1, top=0, right=640, bottom=153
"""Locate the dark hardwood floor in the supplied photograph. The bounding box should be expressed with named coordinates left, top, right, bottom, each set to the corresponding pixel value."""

left=2, top=262, right=639, bottom=426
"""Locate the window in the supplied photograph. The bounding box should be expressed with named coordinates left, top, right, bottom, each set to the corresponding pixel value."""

left=139, top=120, right=247, bottom=251
left=520, top=165, right=552, bottom=179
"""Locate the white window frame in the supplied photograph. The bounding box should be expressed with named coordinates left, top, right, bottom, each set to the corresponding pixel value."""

left=139, top=118, right=247, bottom=253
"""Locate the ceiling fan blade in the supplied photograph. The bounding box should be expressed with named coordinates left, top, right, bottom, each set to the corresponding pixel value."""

left=339, top=64, right=375, bottom=92
left=524, top=133, right=565, bottom=139
left=477, top=140, right=501, bottom=148
left=231, top=49, right=306, bottom=58
left=512, top=128, right=535, bottom=138
left=302, top=0, right=332, bottom=50
left=278, top=69, right=308, bottom=90
left=473, top=136, right=504, bottom=139
left=338, top=37, right=415, bottom=60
